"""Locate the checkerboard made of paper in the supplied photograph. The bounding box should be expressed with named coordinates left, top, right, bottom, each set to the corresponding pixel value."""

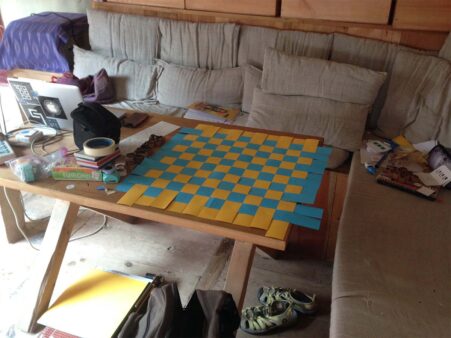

left=116, top=124, right=332, bottom=240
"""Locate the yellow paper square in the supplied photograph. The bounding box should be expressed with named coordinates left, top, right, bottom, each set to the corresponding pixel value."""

left=298, top=157, right=313, bottom=165
left=233, top=184, right=251, bottom=194
left=269, top=153, right=284, bottom=161
left=220, top=128, right=242, bottom=141
left=216, top=201, right=241, bottom=223
left=191, top=141, right=206, bottom=149
left=150, top=190, right=178, bottom=209
left=167, top=165, right=184, bottom=174
left=233, top=213, right=254, bottom=227
left=250, top=207, right=275, bottom=230
left=259, top=145, right=273, bottom=153
left=180, top=153, right=195, bottom=161
left=265, top=190, right=283, bottom=200
left=209, top=138, right=222, bottom=145
left=234, top=161, right=248, bottom=169
left=266, top=135, right=279, bottom=142
left=292, top=171, right=308, bottom=179
left=198, top=207, right=219, bottom=220
left=203, top=178, right=220, bottom=188
left=286, top=149, right=301, bottom=157
left=183, top=195, right=209, bottom=216
left=262, top=166, right=277, bottom=174
left=278, top=201, right=296, bottom=212
left=199, top=149, right=213, bottom=156
left=212, top=189, right=230, bottom=199
left=244, top=195, right=263, bottom=206
left=161, top=157, right=176, bottom=165
left=285, top=185, right=302, bottom=194
left=117, top=184, right=147, bottom=206
left=206, top=157, right=221, bottom=164
left=167, top=201, right=187, bottom=213
left=216, top=165, right=230, bottom=173
left=254, top=180, right=271, bottom=189
left=194, top=170, right=210, bottom=178
left=223, top=174, right=240, bottom=183
left=173, top=145, right=188, bottom=152
left=224, top=152, right=240, bottom=160
left=182, top=184, right=199, bottom=194
left=135, top=195, right=155, bottom=207
left=151, top=179, right=170, bottom=189
left=185, top=134, right=198, bottom=141
left=280, top=161, right=295, bottom=170
left=277, top=136, right=293, bottom=149
left=187, top=161, right=202, bottom=169
left=273, top=175, right=289, bottom=184
left=217, top=145, right=231, bottom=152
left=303, top=139, right=319, bottom=153
left=196, top=124, right=220, bottom=137
left=243, top=170, right=259, bottom=179
left=174, top=174, right=191, bottom=183
left=292, top=138, right=305, bottom=145
left=265, top=220, right=290, bottom=240
left=145, top=169, right=163, bottom=178
left=234, top=141, right=247, bottom=148
left=250, top=132, right=267, bottom=144
left=252, top=157, right=267, bottom=165
left=242, top=148, right=257, bottom=156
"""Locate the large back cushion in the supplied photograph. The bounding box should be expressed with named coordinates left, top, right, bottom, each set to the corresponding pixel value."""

left=247, top=48, right=387, bottom=151
left=378, top=50, right=451, bottom=148
left=439, top=32, right=451, bottom=62
left=159, top=19, right=239, bottom=69
left=87, top=8, right=159, bottom=64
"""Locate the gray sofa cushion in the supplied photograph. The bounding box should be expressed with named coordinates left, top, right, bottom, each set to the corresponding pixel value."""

left=331, top=152, right=451, bottom=337
left=238, top=25, right=278, bottom=68
left=242, top=64, right=262, bottom=113
left=377, top=50, right=451, bottom=148
left=155, top=61, right=243, bottom=108
left=439, top=32, right=451, bottom=62
left=87, top=8, right=159, bottom=64
left=73, top=46, right=156, bottom=101
left=275, top=30, right=332, bottom=59
left=261, top=48, right=387, bottom=105
left=159, top=19, right=239, bottom=69
left=247, top=88, right=367, bottom=152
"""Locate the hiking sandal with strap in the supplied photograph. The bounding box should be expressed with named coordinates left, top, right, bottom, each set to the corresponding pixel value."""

left=240, top=300, right=298, bottom=335
left=257, top=286, right=317, bottom=314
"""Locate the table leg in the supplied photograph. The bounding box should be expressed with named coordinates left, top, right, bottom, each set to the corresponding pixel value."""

left=224, top=240, right=256, bottom=311
left=18, top=200, right=80, bottom=333
left=0, top=187, right=26, bottom=243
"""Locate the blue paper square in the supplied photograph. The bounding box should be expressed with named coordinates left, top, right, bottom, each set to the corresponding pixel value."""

left=295, top=204, right=324, bottom=219
left=201, top=163, right=216, bottom=171
left=229, top=167, right=244, bottom=176
left=218, top=181, right=235, bottom=191
left=247, top=143, right=259, bottom=150
left=221, top=159, right=235, bottom=166
left=194, top=155, right=208, bottom=162
left=204, top=143, right=216, bottom=150
left=261, top=198, right=278, bottom=209
left=209, top=171, right=226, bottom=180
left=239, top=177, right=255, bottom=186
left=197, top=186, right=215, bottom=197
left=222, top=140, right=234, bottom=146
left=273, top=148, right=287, bottom=154
left=180, top=128, right=202, bottom=135
left=215, top=133, right=226, bottom=139
left=212, top=151, right=227, bottom=158
left=160, top=172, right=176, bottom=180
left=167, top=181, right=184, bottom=191
left=144, top=187, right=163, bottom=197
left=256, top=151, right=270, bottom=158
left=190, top=177, right=205, bottom=185
left=248, top=163, right=263, bottom=171
left=182, top=167, right=196, bottom=176
left=230, top=147, right=242, bottom=154
left=263, top=140, right=277, bottom=146
left=270, top=182, right=286, bottom=191
left=258, top=172, right=274, bottom=181
left=228, top=192, right=246, bottom=203
left=249, top=187, right=266, bottom=197
left=266, top=159, right=281, bottom=167
left=277, top=168, right=292, bottom=176
left=206, top=198, right=225, bottom=209
left=238, top=154, right=253, bottom=162
left=175, top=192, right=194, bottom=203
left=240, top=204, right=258, bottom=215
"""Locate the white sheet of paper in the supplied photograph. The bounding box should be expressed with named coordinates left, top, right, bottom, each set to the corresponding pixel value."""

left=119, top=121, right=180, bottom=154
left=415, top=172, right=441, bottom=186
left=413, top=140, right=437, bottom=154
left=415, top=165, right=451, bottom=187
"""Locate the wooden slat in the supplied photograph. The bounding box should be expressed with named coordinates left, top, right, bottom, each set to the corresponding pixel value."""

left=393, top=0, right=451, bottom=31
left=107, top=0, right=185, bottom=9
left=281, top=0, right=392, bottom=24
left=92, top=2, right=447, bottom=51
left=0, top=187, right=26, bottom=243
left=186, top=0, right=277, bottom=16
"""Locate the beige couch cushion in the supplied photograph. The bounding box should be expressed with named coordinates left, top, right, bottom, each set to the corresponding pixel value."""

left=155, top=61, right=243, bottom=108
left=159, top=19, right=239, bottom=69
left=331, top=152, right=451, bottom=337
left=242, top=64, right=262, bottom=113
left=275, top=30, right=332, bottom=59
left=73, top=46, right=156, bottom=101
left=439, top=32, right=451, bottom=62
left=247, top=88, right=367, bottom=152
left=261, top=48, right=387, bottom=105
left=87, top=8, right=159, bottom=64
left=237, top=25, right=278, bottom=68
left=377, top=50, right=451, bottom=148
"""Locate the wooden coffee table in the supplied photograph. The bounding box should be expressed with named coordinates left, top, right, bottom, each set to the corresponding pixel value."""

left=0, top=113, right=324, bottom=333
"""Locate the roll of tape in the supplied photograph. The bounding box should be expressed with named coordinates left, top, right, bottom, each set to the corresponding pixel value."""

left=102, top=164, right=115, bottom=174
left=83, top=137, right=116, bottom=157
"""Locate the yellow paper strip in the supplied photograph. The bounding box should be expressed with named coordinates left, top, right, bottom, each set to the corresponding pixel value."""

left=167, top=201, right=187, bottom=213
left=250, top=207, right=275, bottom=230
left=216, top=201, right=241, bottom=223
left=196, top=124, right=220, bottom=137
left=150, top=190, right=178, bottom=209
left=233, top=213, right=254, bottom=227
left=198, top=207, right=219, bottom=220
left=265, top=220, right=290, bottom=240
left=303, top=139, right=319, bottom=153
left=117, top=184, right=148, bottom=206
left=277, top=136, right=293, bottom=149
left=135, top=196, right=155, bottom=207
left=183, top=195, right=209, bottom=216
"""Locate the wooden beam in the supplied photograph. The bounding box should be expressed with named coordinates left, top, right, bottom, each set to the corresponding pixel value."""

left=393, top=0, right=451, bottom=31
left=186, top=0, right=278, bottom=16
left=107, top=0, right=185, bottom=9
left=224, top=240, right=255, bottom=310
left=18, top=200, right=80, bottom=333
left=0, top=187, right=26, bottom=243
left=281, top=0, right=392, bottom=25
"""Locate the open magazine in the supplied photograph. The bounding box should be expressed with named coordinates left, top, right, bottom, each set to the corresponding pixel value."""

left=185, top=102, right=240, bottom=124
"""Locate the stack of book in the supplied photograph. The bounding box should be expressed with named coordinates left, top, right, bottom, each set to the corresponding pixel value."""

left=74, top=148, right=121, bottom=169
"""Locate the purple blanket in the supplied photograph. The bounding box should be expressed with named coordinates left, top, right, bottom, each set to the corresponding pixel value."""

left=0, top=12, right=88, bottom=73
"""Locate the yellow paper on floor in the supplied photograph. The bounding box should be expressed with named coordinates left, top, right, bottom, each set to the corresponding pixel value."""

left=38, top=269, right=150, bottom=338
left=117, top=184, right=148, bottom=206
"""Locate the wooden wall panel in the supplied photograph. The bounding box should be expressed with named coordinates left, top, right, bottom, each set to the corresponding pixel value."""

left=393, top=0, right=451, bottom=31
left=107, top=0, right=185, bottom=9
left=186, top=0, right=278, bottom=16
left=281, top=0, right=392, bottom=24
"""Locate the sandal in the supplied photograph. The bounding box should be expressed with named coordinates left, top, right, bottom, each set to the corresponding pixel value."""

left=257, top=286, right=317, bottom=314
left=240, top=300, right=298, bottom=335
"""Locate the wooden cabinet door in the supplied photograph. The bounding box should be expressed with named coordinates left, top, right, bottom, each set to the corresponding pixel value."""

left=393, top=0, right=451, bottom=31
left=107, top=0, right=185, bottom=9
left=185, top=0, right=278, bottom=16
